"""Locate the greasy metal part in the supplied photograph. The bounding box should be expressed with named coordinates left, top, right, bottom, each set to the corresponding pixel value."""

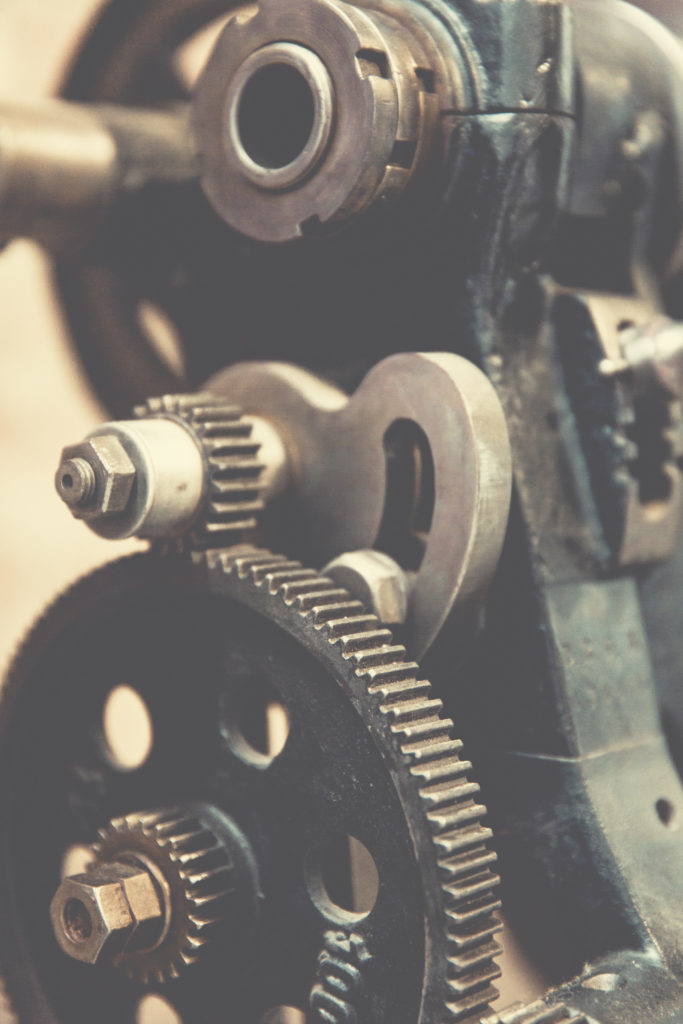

left=56, top=395, right=270, bottom=546
left=552, top=0, right=683, bottom=299
left=9, top=0, right=683, bottom=1021
left=551, top=291, right=683, bottom=566
left=56, top=434, right=136, bottom=521
left=49, top=0, right=571, bottom=416
left=601, top=316, right=683, bottom=400
left=90, top=806, right=255, bottom=984
left=0, top=551, right=500, bottom=1023
left=211, top=352, right=511, bottom=659
left=57, top=419, right=203, bottom=538
left=54, top=458, right=96, bottom=510
left=193, top=0, right=457, bottom=241
left=50, top=861, right=166, bottom=966
left=323, top=549, right=409, bottom=625
left=0, top=98, right=197, bottom=252
left=433, top=4, right=683, bottom=1000
left=56, top=355, right=510, bottom=657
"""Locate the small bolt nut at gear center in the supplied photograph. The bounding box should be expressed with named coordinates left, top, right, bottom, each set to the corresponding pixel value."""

left=54, top=393, right=287, bottom=548
left=51, top=805, right=259, bottom=984
left=50, top=861, right=165, bottom=966
left=193, top=0, right=459, bottom=242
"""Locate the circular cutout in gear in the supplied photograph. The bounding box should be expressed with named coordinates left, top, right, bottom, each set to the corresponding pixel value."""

left=0, top=549, right=501, bottom=1023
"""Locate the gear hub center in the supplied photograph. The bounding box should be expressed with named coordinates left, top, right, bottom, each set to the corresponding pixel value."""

left=50, top=804, right=259, bottom=984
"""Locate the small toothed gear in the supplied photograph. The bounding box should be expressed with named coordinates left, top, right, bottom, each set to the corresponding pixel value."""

left=91, top=805, right=245, bottom=984
left=133, top=392, right=265, bottom=549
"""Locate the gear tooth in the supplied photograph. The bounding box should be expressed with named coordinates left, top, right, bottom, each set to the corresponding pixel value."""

left=311, top=601, right=367, bottom=626
left=409, top=753, right=469, bottom=784
left=297, top=587, right=351, bottom=611
left=434, top=825, right=495, bottom=858
left=443, top=982, right=500, bottom=1020
left=446, top=959, right=502, bottom=997
left=326, top=614, right=378, bottom=638
left=439, top=846, right=498, bottom=881
left=420, top=777, right=482, bottom=811
left=349, top=642, right=407, bottom=667
left=378, top=690, right=439, bottom=714
left=401, top=736, right=464, bottom=761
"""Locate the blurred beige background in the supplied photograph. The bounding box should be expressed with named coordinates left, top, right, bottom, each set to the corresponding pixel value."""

left=0, top=1, right=545, bottom=1019
left=0, top=0, right=141, bottom=679
left=0, top=2, right=139, bottom=1019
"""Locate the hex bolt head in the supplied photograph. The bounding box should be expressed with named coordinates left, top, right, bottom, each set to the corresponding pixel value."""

left=323, top=549, right=410, bottom=625
left=55, top=434, right=136, bottom=521
left=50, top=861, right=165, bottom=965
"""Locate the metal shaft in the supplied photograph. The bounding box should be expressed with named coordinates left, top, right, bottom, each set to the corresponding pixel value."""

left=0, top=98, right=197, bottom=251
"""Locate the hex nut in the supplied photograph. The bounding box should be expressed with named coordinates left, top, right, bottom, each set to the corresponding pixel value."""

left=50, top=862, right=163, bottom=965
left=56, top=434, right=136, bottom=520
left=323, top=549, right=409, bottom=625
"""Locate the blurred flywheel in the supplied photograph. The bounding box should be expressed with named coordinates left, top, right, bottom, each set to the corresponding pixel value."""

left=0, top=547, right=501, bottom=1023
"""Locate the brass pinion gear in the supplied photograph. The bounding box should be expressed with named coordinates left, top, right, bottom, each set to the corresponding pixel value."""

left=90, top=804, right=256, bottom=985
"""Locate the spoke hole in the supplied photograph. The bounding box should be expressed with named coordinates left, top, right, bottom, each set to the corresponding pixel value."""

left=102, top=685, right=154, bottom=771
left=137, top=994, right=182, bottom=1024
left=307, top=833, right=379, bottom=921
left=238, top=63, right=316, bottom=170
left=656, top=797, right=677, bottom=829
left=261, top=1008, right=306, bottom=1024
left=61, top=844, right=92, bottom=879
left=221, top=672, right=290, bottom=767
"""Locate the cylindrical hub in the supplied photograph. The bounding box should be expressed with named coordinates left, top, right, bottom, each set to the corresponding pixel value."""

left=55, top=419, right=205, bottom=540
left=193, top=0, right=463, bottom=242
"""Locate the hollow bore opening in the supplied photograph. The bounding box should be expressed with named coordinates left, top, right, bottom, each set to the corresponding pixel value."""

left=238, top=62, right=316, bottom=170
left=102, top=684, right=154, bottom=771
left=220, top=669, right=290, bottom=768
left=307, top=833, right=380, bottom=921
left=63, top=899, right=93, bottom=943
left=62, top=473, right=74, bottom=489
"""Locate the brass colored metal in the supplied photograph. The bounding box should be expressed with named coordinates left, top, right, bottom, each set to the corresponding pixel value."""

left=49, top=861, right=165, bottom=966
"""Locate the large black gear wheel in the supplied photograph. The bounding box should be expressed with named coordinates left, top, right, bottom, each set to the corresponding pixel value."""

left=0, top=548, right=501, bottom=1024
